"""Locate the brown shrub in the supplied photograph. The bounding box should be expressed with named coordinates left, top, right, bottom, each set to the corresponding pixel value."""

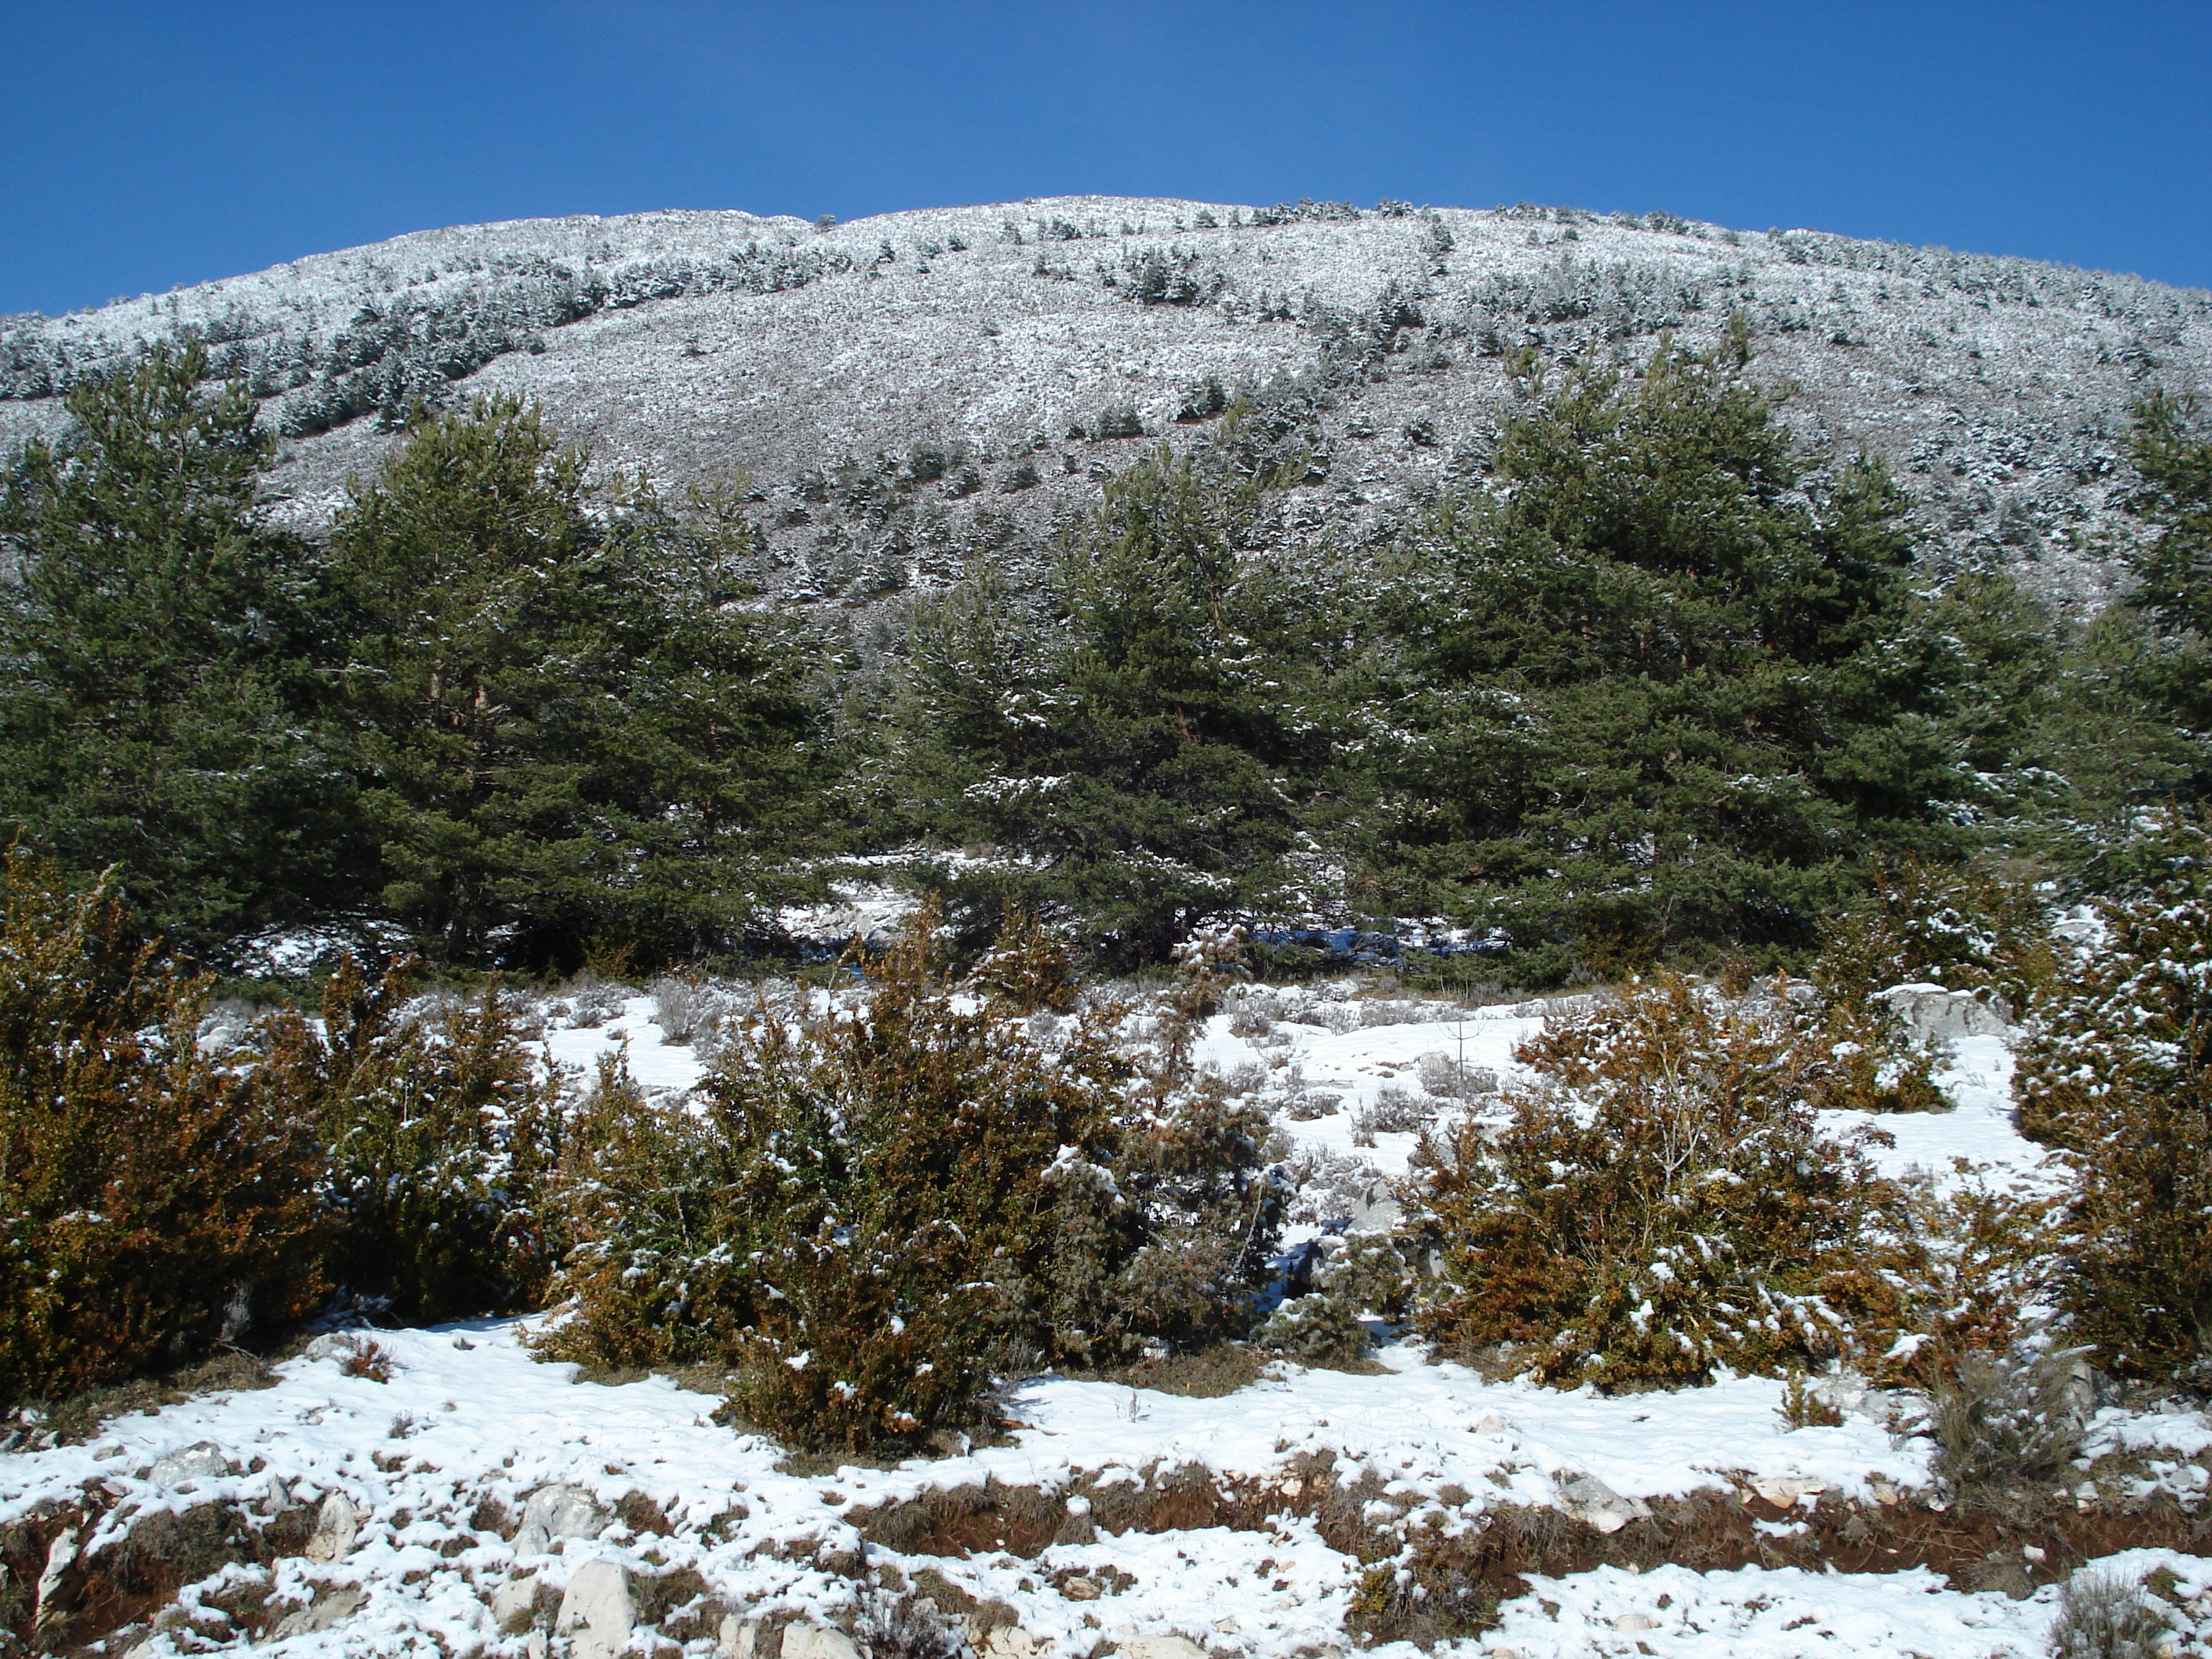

left=256, top=956, right=561, bottom=1323
left=547, top=906, right=1282, bottom=1452
left=1405, top=972, right=1908, bottom=1387
left=0, top=852, right=324, bottom=1406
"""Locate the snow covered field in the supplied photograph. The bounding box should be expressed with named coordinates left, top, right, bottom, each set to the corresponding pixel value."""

left=3, top=979, right=2205, bottom=1659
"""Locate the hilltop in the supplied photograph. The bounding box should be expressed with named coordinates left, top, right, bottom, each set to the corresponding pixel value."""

left=5, top=196, right=2208, bottom=613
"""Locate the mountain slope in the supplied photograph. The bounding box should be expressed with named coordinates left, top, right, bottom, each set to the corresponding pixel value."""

left=5, top=195, right=2209, bottom=611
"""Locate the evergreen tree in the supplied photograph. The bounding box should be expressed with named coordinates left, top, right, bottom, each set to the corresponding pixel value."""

left=1366, top=330, right=1961, bottom=978
left=2090, top=387, right=2212, bottom=806
left=0, top=341, right=347, bottom=949
left=2124, top=387, right=2212, bottom=643
left=332, top=396, right=824, bottom=966
left=890, top=444, right=1327, bottom=962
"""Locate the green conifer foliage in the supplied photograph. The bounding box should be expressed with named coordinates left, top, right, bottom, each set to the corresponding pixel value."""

left=1368, top=331, right=1956, bottom=977
left=332, top=396, right=824, bottom=966
left=891, top=446, right=1325, bottom=962
left=0, top=341, right=346, bottom=948
left=2124, top=388, right=2212, bottom=644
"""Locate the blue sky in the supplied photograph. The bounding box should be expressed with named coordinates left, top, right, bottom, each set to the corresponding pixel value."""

left=2, top=1, right=2207, bottom=317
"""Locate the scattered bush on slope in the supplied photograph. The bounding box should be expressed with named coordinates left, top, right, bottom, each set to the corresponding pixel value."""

left=541, top=908, right=1282, bottom=1452
left=1401, top=971, right=2049, bottom=1388
left=2015, top=815, right=2212, bottom=1380
left=0, top=852, right=324, bottom=1405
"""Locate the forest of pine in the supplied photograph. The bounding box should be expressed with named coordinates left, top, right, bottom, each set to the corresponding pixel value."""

left=4, top=326, right=2207, bottom=986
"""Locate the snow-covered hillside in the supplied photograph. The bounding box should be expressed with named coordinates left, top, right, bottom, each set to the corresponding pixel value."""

left=5, top=197, right=2208, bottom=613
left=6, top=975, right=2208, bottom=1659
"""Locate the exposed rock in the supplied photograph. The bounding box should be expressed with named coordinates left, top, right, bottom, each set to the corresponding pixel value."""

left=303, top=1493, right=359, bottom=1562
left=1116, top=1638, right=1205, bottom=1659
left=148, top=1442, right=232, bottom=1487
left=514, top=1483, right=608, bottom=1555
left=979, top=1627, right=1051, bottom=1659
left=556, top=1559, right=638, bottom=1659
left=1748, top=1475, right=1829, bottom=1508
left=781, top=1622, right=862, bottom=1659
left=1555, top=1473, right=1651, bottom=1534
left=1876, top=983, right=2010, bottom=1042
left=1346, top=1179, right=1401, bottom=1234
left=34, top=1526, right=77, bottom=1631
left=492, top=1572, right=544, bottom=1632
left=719, top=1613, right=771, bottom=1659
left=269, top=1586, right=367, bottom=1640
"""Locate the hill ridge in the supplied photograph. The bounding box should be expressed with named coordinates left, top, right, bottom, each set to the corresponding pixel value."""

left=6, top=195, right=2210, bottom=612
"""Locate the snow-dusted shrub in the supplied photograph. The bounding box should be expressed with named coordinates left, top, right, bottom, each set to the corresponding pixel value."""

left=1793, top=987, right=1948, bottom=1115
left=1092, top=404, right=1144, bottom=441
left=1285, top=1089, right=1342, bottom=1120
left=1928, top=1345, right=2084, bottom=1504
left=1327, top=1230, right=1415, bottom=1321
left=961, top=909, right=1080, bottom=1014
left=0, top=853, right=324, bottom=1402
left=1351, top=1084, right=1432, bottom=1143
left=1261, top=1231, right=1411, bottom=1368
left=1256, top=1291, right=1370, bottom=1368
left=261, top=956, right=562, bottom=1323
left=1308, top=1001, right=1362, bottom=1035
left=1817, top=856, right=2054, bottom=1020
left=650, top=975, right=728, bottom=1046
left=1406, top=973, right=1907, bottom=1387
left=2047, top=1569, right=2172, bottom=1659
left=1280, top=1146, right=1377, bottom=1227
left=2015, top=822, right=2212, bottom=1377
left=1226, top=1001, right=1274, bottom=1039
left=552, top=911, right=1125, bottom=1449
left=557, top=973, right=631, bottom=1029
left=1358, top=997, right=1429, bottom=1028
left=547, top=907, right=1280, bottom=1449
left=534, top=1055, right=746, bottom=1369
left=1415, top=1051, right=1496, bottom=1100
left=904, top=439, right=960, bottom=485
left=1863, top=1173, right=2060, bottom=1380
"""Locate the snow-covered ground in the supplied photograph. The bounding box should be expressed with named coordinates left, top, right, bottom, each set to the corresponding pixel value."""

left=6, top=197, right=2205, bottom=613
left=7, top=979, right=2206, bottom=1659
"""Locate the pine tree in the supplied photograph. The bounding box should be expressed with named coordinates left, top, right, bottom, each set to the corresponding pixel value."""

left=331, top=395, right=824, bottom=965
left=2124, top=387, right=2212, bottom=642
left=0, top=340, right=349, bottom=949
left=890, top=445, right=1327, bottom=961
left=2089, top=387, right=2212, bottom=806
left=1364, top=330, right=1961, bottom=978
